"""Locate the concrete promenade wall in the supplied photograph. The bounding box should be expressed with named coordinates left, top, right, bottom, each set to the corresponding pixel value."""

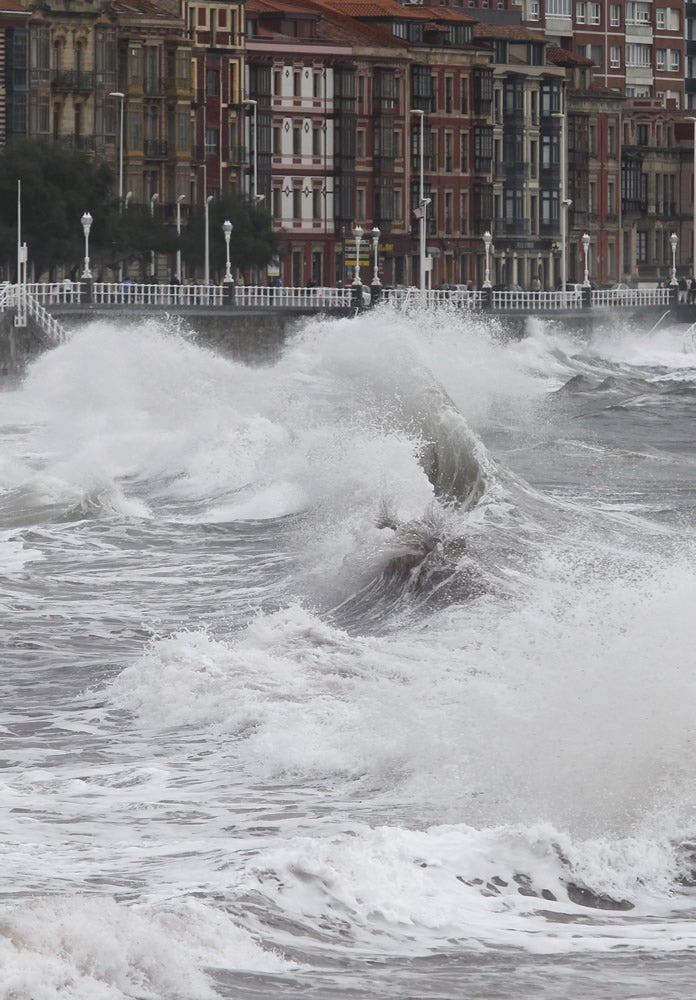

left=1, top=306, right=341, bottom=374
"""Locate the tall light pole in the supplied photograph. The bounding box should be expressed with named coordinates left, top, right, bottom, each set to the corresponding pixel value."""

left=352, top=224, right=364, bottom=286
left=409, top=108, right=429, bottom=292
left=482, top=230, right=492, bottom=288
left=223, top=219, right=233, bottom=283
left=582, top=232, right=591, bottom=287
left=204, top=194, right=213, bottom=285
left=176, top=194, right=185, bottom=282
left=670, top=232, right=678, bottom=286
left=109, top=92, right=125, bottom=211
left=150, top=192, right=159, bottom=278
left=81, top=211, right=93, bottom=279
left=370, top=226, right=381, bottom=287
left=242, top=99, right=262, bottom=202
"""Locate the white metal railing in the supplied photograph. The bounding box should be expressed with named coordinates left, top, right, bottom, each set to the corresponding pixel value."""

left=235, top=285, right=354, bottom=309
left=0, top=282, right=676, bottom=316
left=382, top=286, right=672, bottom=311
left=92, top=282, right=224, bottom=307
left=26, top=291, right=68, bottom=344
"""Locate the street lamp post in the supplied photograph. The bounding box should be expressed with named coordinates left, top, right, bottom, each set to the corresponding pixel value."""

left=582, top=232, right=591, bottom=287
left=149, top=192, right=159, bottom=278
left=81, top=211, right=93, bottom=279
left=109, top=92, right=125, bottom=212
left=370, top=226, right=381, bottom=286
left=670, top=232, right=679, bottom=287
left=204, top=194, right=213, bottom=285
left=370, top=226, right=381, bottom=302
left=482, top=230, right=492, bottom=289
left=242, top=99, right=262, bottom=202
left=223, top=220, right=233, bottom=283
left=175, top=195, right=185, bottom=283
left=409, top=108, right=430, bottom=293
left=352, top=224, right=364, bottom=286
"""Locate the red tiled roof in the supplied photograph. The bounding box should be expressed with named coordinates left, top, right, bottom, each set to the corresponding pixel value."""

left=315, top=0, right=475, bottom=22
left=472, top=22, right=544, bottom=41
left=546, top=44, right=593, bottom=66
left=0, top=0, right=27, bottom=13
left=249, top=0, right=405, bottom=47
left=110, top=0, right=177, bottom=19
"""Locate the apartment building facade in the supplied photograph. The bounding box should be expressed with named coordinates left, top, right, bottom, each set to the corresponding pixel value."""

left=0, top=0, right=692, bottom=284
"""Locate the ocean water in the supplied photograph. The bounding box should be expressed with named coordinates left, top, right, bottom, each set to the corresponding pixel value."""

left=1, top=308, right=696, bottom=999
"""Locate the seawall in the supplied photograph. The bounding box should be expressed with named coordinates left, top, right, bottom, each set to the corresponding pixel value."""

left=1, top=306, right=336, bottom=374
left=0, top=300, right=686, bottom=377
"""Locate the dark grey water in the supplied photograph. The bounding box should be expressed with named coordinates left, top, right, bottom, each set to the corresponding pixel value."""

left=1, top=312, right=695, bottom=999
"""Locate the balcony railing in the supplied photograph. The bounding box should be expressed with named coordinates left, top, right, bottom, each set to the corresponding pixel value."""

left=52, top=71, right=95, bottom=92
left=144, top=140, right=168, bottom=159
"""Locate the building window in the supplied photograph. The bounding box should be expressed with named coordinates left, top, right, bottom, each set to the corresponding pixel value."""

left=293, top=70, right=301, bottom=97
left=292, top=188, right=301, bottom=221
left=357, top=129, right=365, bottom=158
left=445, top=190, right=453, bottom=234
left=460, top=131, right=468, bottom=170
left=206, top=68, right=219, bottom=97
left=626, top=2, right=651, bottom=25
left=272, top=186, right=282, bottom=219
left=636, top=231, right=648, bottom=263
left=610, top=46, right=621, bottom=68
left=312, top=188, right=322, bottom=219
left=445, top=131, right=453, bottom=172
left=293, top=124, right=301, bottom=155
left=576, top=2, right=585, bottom=23
left=670, top=50, right=680, bottom=72
left=460, top=190, right=468, bottom=231
left=589, top=3, right=600, bottom=24
left=656, top=49, right=666, bottom=70
left=610, top=3, right=620, bottom=25
left=205, top=128, right=218, bottom=154
left=625, top=44, right=651, bottom=67
left=312, top=125, right=322, bottom=157
left=272, top=125, right=281, bottom=154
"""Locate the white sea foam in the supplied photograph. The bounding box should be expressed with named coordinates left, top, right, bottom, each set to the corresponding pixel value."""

left=106, top=529, right=696, bottom=842
left=0, top=894, right=291, bottom=1000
